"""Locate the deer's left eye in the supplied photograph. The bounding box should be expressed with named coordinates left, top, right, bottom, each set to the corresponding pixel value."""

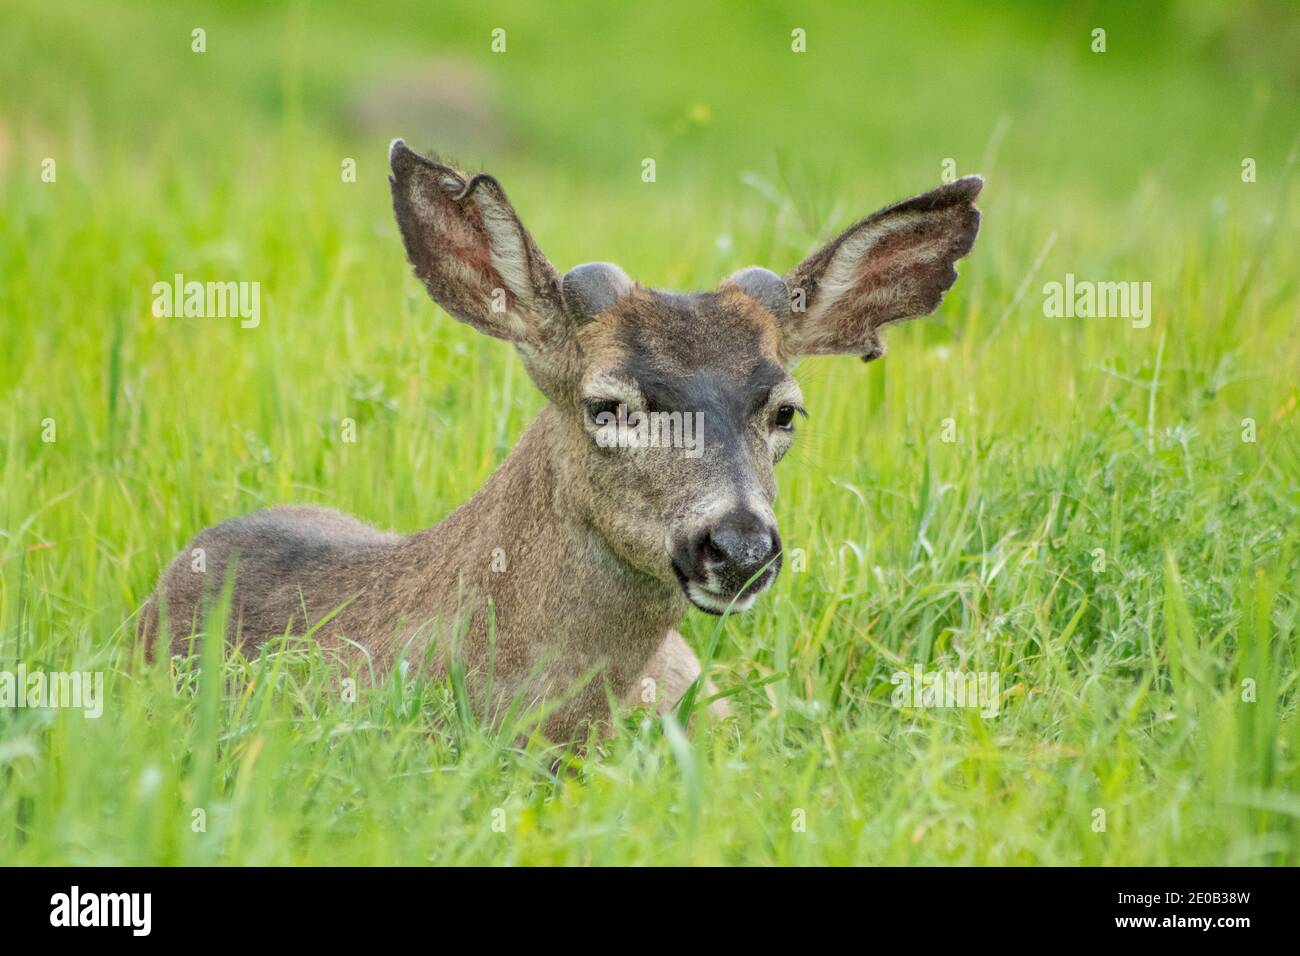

left=774, top=404, right=799, bottom=431
left=584, top=399, right=622, bottom=424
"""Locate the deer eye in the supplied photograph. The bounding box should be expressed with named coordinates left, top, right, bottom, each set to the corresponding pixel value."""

left=774, top=404, right=798, bottom=431
left=584, top=399, right=622, bottom=424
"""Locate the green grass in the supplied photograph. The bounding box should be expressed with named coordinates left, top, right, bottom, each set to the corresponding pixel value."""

left=1, top=0, right=1298, bottom=865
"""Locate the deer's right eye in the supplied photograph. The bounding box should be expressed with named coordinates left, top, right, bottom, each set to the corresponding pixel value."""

left=584, top=399, right=622, bottom=424
left=774, top=403, right=805, bottom=431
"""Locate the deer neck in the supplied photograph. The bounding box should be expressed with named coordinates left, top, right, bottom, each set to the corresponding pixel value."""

left=403, top=405, right=686, bottom=669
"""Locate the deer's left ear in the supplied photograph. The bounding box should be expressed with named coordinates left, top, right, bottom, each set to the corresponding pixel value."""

left=781, top=176, right=982, bottom=362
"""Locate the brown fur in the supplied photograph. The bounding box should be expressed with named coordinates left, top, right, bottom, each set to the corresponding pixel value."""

left=138, top=142, right=982, bottom=742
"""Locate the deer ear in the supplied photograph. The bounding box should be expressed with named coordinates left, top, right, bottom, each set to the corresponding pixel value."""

left=781, top=176, right=982, bottom=362
left=389, top=140, right=564, bottom=348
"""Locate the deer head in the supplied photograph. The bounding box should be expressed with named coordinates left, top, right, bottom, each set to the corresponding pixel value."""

left=390, top=140, right=982, bottom=615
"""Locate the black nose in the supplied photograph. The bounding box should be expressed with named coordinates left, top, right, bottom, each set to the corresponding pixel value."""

left=696, top=509, right=781, bottom=592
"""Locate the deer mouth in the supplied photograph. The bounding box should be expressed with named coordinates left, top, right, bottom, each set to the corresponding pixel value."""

left=670, top=555, right=781, bottom=616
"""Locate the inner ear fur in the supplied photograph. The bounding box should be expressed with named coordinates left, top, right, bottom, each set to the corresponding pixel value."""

left=781, top=175, right=983, bottom=362
left=388, top=139, right=564, bottom=348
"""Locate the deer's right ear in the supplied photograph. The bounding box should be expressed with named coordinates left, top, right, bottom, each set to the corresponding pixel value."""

left=389, top=140, right=565, bottom=348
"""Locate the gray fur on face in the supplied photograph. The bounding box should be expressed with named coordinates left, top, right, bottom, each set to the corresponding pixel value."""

left=725, top=267, right=791, bottom=318
left=562, top=262, right=633, bottom=325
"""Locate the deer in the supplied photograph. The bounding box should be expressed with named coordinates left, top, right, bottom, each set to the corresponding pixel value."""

left=138, top=140, right=982, bottom=743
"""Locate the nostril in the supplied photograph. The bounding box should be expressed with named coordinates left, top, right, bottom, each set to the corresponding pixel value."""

left=692, top=529, right=720, bottom=566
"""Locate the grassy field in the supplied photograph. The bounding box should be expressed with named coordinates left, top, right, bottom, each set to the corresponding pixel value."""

left=1, top=0, right=1298, bottom=865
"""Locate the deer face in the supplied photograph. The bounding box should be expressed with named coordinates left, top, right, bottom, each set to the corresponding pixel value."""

left=563, top=281, right=797, bottom=612
left=389, top=141, right=982, bottom=614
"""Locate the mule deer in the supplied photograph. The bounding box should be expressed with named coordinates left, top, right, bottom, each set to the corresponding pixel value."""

left=138, top=141, right=982, bottom=742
